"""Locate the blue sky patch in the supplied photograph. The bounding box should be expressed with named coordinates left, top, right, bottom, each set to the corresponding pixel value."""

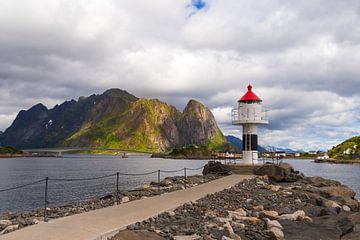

left=192, top=0, right=206, bottom=10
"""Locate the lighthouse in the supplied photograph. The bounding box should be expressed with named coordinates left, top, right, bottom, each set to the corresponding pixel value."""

left=231, top=84, right=269, bottom=164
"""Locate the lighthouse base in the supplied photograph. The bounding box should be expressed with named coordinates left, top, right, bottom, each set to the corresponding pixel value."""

left=242, top=151, right=259, bottom=165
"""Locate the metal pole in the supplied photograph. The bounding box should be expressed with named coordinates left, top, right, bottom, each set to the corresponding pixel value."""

left=44, top=177, right=49, bottom=222
left=157, top=170, right=160, bottom=192
left=184, top=168, right=187, bottom=189
left=116, top=172, right=119, bottom=204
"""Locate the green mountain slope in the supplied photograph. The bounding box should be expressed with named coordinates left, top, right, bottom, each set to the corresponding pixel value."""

left=328, top=136, right=360, bottom=160
left=0, top=89, right=226, bottom=152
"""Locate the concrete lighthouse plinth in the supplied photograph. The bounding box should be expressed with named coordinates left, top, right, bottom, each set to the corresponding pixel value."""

left=231, top=84, right=269, bottom=165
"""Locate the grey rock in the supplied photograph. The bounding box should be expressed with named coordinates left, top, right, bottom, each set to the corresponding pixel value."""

left=269, top=227, right=284, bottom=240
left=121, top=196, right=130, bottom=204
left=0, top=224, right=19, bottom=235
left=0, top=220, right=12, bottom=228
left=266, top=220, right=283, bottom=230
left=254, top=163, right=295, bottom=182
left=260, top=210, right=279, bottom=220
left=173, top=234, right=201, bottom=240
left=202, top=161, right=231, bottom=175
left=343, top=205, right=351, bottom=212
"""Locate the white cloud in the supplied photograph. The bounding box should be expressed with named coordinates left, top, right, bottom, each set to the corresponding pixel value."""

left=0, top=0, right=360, bottom=150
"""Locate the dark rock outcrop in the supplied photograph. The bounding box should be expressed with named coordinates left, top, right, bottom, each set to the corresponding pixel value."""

left=254, top=163, right=302, bottom=182
left=202, top=161, right=232, bottom=175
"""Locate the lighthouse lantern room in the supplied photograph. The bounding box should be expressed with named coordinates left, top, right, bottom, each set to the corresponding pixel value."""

left=231, top=84, right=269, bottom=164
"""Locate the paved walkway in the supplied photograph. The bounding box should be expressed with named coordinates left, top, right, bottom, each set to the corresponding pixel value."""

left=0, top=174, right=254, bottom=240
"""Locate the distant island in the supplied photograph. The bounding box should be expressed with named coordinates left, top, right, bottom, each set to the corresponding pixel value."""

left=315, top=136, right=360, bottom=164
left=0, top=146, right=30, bottom=158
left=328, top=136, right=360, bottom=160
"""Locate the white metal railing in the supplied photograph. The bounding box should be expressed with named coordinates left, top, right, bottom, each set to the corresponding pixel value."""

left=231, top=107, right=269, bottom=123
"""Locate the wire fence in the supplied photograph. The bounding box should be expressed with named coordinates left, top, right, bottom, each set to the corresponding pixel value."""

left=0, top=166, right=206, bottom=221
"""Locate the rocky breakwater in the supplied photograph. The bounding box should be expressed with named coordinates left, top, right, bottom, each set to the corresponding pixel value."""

left=112, top=163, right=360, bottom=240
left=0, top=174, right=220, bottom=235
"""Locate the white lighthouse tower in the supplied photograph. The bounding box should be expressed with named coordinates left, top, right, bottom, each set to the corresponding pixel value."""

left=231, top=84, right=269, bottom=165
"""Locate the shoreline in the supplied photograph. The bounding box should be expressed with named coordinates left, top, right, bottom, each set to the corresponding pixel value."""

left=0, top=153, right=32, bottom=158
left=314, top=158, right=360, bottom=164
left=0, top=174, right=221, bottom=235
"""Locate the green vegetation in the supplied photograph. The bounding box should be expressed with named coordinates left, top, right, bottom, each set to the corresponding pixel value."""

left=298, top=153, right=318, bottom=158
left=166, top=145, right=213, bottom=159
left=207, top=130, right=227, bottom=151
left=0, top=146, right=23, bottom=154
left=328, top=136, right=360, bottom=160
left=65, top=98, right=179, bottom=152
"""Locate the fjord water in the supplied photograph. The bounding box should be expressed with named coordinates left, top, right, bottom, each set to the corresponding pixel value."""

left=0, top=156, right=359, bottom=213
left=0, top=155, right=208, bottom=213
left=283, top=159, right=360, bottom=195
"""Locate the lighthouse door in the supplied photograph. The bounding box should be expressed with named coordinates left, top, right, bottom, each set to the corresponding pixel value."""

left=243, top=134, right=251, bottom=151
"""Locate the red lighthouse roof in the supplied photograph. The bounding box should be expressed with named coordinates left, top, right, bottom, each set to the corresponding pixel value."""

left=239, top=84, right=262, bottom=102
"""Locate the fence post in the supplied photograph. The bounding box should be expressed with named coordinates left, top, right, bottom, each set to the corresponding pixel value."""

left=184, top=168, right=187, bottom=189
left=157, top=170, right=160, bottom=192
left=116, top=172, right=119, bottom=205
left=44, top=177, right=49, bottom=222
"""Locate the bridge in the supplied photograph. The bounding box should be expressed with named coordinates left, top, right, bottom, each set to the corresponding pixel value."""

left=22, top=147, right=153, bottom=157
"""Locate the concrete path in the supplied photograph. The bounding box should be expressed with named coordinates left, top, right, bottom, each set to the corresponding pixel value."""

left=0, top=174, right=254, bottom=240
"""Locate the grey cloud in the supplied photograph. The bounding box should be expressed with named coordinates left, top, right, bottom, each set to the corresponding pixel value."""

left=0, top=0, right=360, bottom=150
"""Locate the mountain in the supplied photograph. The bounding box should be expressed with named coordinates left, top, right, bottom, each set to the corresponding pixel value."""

left=328, top=136, right=360, bottom=160
left=225, top=135, right=301, bottom=153
left=263, top=146, right=301, bottom=153
left=225, top=135, right=266, bottom=152
left=0, top=89, right=226, bottom=152
left=181, top=100, right=225, bottom=149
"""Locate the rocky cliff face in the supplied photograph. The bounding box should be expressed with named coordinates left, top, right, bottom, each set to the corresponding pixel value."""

left=0, top=104, right=49, bottom=147
left=180, top=100, right=225, bottom=149
left=0, top=89, right=226, bottom=152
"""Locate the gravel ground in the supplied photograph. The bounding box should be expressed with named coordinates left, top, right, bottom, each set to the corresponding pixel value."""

left=113, top=173, right=360, bottom=240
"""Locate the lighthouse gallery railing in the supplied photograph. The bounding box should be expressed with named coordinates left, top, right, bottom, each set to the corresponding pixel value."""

left=231, top=107, right=269, bottom=122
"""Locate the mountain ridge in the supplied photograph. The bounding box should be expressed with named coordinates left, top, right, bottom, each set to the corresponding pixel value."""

left=225, top=135, right=301, bottom=153
left=0, top=89, right=226, bottom=152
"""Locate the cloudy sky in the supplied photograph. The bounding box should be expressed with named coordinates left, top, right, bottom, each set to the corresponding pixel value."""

left=1, top=0, right=359, bottom=150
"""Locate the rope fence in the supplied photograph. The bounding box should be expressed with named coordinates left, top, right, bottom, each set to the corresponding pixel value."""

left=0, top=165, right=206, bottom=222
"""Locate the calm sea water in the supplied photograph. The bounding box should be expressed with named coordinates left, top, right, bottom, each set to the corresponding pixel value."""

left=0, top=156, right=359, bottom=213
left=283, top=159, right=360, bottom=196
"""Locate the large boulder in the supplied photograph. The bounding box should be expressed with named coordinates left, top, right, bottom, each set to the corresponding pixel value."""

left=280, top=219, right=342, bottom=240
left=254, top=163, right=298, bottom=182
left=343, top=212, right=360, bottom=240
left=331, top=196, right=359, bottom=212
left=202, top=161, right=231, bottom=175
left=305, top=176, right=341, bottom=188
left=319, top=186, right=356, bottom=199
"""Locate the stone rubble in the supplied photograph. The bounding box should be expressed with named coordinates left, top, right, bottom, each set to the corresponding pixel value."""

left=111, top=168, right=360, bottom=240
